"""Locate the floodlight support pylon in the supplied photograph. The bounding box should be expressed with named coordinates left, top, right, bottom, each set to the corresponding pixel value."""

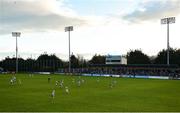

left=65, top=26, right=73, bottom=73
left=16, top=35, right=18, bottom=73
left=12, top=32, right=21, bottom=73
left=161, top=17, right=175, bottom=66
left=167, top=22, right=169, bottom=66
left=68, top=30, right=71, bottom=73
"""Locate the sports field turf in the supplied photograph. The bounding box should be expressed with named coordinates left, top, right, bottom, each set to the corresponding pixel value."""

left=0, top=74, right=180, bottom=112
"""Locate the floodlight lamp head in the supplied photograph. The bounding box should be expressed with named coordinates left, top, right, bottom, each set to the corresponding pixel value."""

left=161, top=17, right=175, bottom=24
left=12, top=32, right=21, bottom=37
left=65, top=26, right=73, bottom=32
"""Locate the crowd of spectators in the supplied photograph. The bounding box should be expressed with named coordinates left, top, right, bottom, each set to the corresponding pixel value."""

left=59, top=66, right=180, bottom=79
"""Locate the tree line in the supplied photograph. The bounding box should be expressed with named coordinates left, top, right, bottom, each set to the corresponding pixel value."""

left=0, top=48, right=180, bottom=72
left=127, top=49, right=180, bottom=65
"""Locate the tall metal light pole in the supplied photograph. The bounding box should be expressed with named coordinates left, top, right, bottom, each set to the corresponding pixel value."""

left=12, top=32, right=21, bottom=73
left=65, top=26, right=73, bottom=73
left=161, top=17, right=175, bottom=66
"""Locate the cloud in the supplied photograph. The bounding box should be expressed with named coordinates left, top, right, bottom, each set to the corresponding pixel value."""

left=0, top=0, right=86, bottom=35
left=123, top=0, right=180, bottom=23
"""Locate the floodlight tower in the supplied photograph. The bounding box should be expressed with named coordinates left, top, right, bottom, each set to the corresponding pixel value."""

left=12, top=32, right=21, bottom=73
left=161, top=17, right=175, bottom=66
left=65, top=26, right=73, bottom=73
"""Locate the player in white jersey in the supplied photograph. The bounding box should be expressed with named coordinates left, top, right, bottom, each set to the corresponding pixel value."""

left=51, top=89, right=55, bottom=103
left=55, top=81, right=59, bottom=86
left=65, top=86, right=69, bottom=94
left=10, top=79, right=14, bottom=85
left=59, top=80, right=64, bottom=88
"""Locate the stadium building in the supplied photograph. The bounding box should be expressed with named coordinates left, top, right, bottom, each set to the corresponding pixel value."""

left=106, top=55, right=127, bottom=65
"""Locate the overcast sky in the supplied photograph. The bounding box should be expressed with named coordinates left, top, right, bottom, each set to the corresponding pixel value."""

left=0, top=0, right=180, bottom=60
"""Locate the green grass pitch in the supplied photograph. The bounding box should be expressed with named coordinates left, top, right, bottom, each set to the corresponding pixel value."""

left=0, top=74, right=180, bottom=112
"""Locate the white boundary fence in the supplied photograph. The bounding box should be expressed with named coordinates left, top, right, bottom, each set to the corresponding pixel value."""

left=81, top=73, right=173, bottom=80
